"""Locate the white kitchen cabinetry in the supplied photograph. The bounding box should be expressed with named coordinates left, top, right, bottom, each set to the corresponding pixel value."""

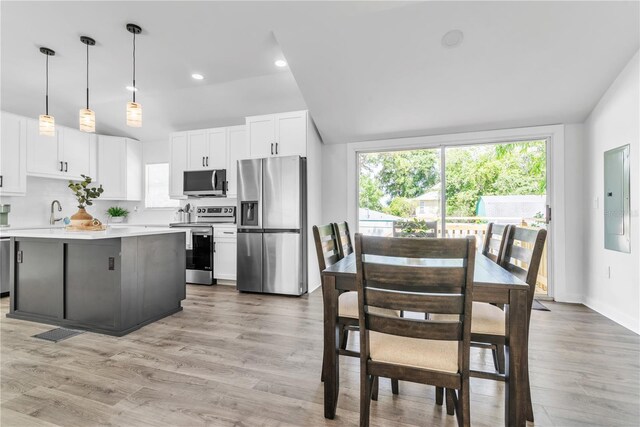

left=187, top=128, right=226, bottom=170
left=246, top=110, right=308, bottom=158
left=226, top=125, right=247, bottom=198
left=169, top=132, right=188, bottom=199
left=26, top=119, right=95, bottom=181
left=0, top=112, right=27, bottom=196
left=97, top=136, right=141, bottom=200
left=214, top=227, right=237, bottom=281
left=170, top=125, right=248, bottom=199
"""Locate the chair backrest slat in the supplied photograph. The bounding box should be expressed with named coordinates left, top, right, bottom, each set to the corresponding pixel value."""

left=313, top=224, right=342, bottom=272
left=333, top=221, right=353, bottom=258
left=363, top=263, right=467, bottom=288
left=367, top=313, right=462, bottom=341
left=365, top=288, right=464, bottom=314
left=356, top=234, right=475, bottom=347
left=361, top=235, right=470, bottom=259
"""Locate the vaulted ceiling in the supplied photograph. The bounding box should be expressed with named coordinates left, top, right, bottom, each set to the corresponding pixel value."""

left=1, top=1, right=638, bottom=144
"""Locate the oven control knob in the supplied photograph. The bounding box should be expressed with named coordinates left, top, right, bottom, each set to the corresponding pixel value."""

left=223, top=208, right=228, bottom=213
left=197, top=208, right=202, bottom=213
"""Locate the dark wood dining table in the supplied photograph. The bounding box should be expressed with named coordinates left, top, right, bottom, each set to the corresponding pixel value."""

left=321, top=251, right=530, bottom=426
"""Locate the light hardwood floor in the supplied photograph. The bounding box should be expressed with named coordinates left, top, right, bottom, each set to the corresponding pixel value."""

left=1, top=285, right=639, bottom=426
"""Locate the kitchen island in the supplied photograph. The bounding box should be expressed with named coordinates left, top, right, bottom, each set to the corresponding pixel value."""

left=3, top=227, right=186, bottom=336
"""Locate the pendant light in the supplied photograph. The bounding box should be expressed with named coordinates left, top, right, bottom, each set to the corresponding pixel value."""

left=79, top=36, right=96, bottom=133
left=38, top=47, right=55, bottom=136
left=126, top=23, right=142, bottom=127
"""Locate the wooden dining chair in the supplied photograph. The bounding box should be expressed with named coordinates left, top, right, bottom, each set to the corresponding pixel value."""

left=313, top=224, right=399, bottom=394
left=436, top=226, right=547, bottom=422
left=482, top=223, right=513, bottom=264
left=479, top=222, right=514, bottom=373
left=333, top=221, right=353, bottom=258
left=355, top=234, right=476, bottom=427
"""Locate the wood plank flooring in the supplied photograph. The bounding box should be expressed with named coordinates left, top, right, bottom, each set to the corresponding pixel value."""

left=1, top=285, right=639, bottom=426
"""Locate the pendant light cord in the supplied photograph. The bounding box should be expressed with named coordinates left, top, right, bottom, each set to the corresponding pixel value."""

left=86, top=42, right=90, bottom=109
left=132, top=31, right=136, bottom=103
left=45, top=54, right=49, bottom=115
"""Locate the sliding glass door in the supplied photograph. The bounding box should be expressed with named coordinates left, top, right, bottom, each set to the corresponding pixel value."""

left=357, top=139, right=550, bottom=297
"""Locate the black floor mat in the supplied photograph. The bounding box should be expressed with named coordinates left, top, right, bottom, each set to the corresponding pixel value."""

left=532, top=299, right=550, bottom=311
left=32, top=328, right=84, bottom=342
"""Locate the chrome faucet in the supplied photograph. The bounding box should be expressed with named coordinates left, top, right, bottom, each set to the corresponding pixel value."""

left=50, top=200, right=63, bottom=225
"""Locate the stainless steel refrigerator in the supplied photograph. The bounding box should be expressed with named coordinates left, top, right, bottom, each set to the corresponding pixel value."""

left=236, top=156, right=307, bottom=295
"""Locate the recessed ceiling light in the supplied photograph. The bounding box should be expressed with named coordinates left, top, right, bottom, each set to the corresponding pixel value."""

left=274, top=59, right=287, bottom=68
left=126, top=85, right=138, bottom=92
left=442, top=30, right=464, bottom=48
left=191, top=73, right=204, bottom=80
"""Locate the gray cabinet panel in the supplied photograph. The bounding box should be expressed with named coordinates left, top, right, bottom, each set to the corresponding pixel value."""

left=15, top=240, right=63, bottom=318
left=65, top=242, right=119, bottom=327
left=137, top=234, right=185, bottom=319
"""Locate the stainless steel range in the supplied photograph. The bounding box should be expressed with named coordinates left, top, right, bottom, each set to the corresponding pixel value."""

left=170, top=205, right=235, bottom=285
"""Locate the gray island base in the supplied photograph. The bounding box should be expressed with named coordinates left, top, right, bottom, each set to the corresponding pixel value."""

left=5, top=227, right=186, bottom=336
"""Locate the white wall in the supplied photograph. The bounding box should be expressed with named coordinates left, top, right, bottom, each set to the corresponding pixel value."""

left=582, top=51, right=639, bottom=333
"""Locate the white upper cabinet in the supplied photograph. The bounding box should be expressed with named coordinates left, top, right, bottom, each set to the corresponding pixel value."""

left=226, top=125, right=247, bottom=198
left=0, top=112, right=27, bottom=196
left=169, top=132, right=188, bottom=199
left=26, top=118, right=95, bottom=180
left=247, top=115, right=275, bottom=159
left=26, top=118, right=62, bottom=177
left=246, top=110, right=308, bottom=158
left=186, top=130, right=207, bottom=170
left=170, top=125, right=249, bottom=199
left=207, top=128, right=227, bottom=169
left=186, top=128, right=227, bottom=170
left=97, top=136, right=141, bottom=201
left=59, top=128, right=94, bottom=180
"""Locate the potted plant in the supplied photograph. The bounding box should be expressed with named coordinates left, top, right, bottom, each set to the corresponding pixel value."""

left=68, top=175, right=104, bottom=227
left=107, top=206, right=129, bottom=223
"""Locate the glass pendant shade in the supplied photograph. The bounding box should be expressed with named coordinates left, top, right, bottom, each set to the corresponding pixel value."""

left=39, top=114, right=55, bottom=137
left=126, top=101, right=142, bottom=127
left=79, top=108, right=95, bottom=133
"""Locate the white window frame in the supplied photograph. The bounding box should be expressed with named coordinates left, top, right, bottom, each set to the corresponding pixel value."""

left=347, top=124, right=564, bottom=300
left=144, top=162, right=180, bottom=210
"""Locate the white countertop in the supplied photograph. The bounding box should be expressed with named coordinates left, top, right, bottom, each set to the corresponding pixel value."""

left=1, top=226, right=186, bottom=240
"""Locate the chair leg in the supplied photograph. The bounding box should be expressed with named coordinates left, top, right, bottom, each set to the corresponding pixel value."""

left=360, top=374, right=373, bottom=427
left=435, top=386, right=444, bottom=405
left=492, top=345, right=505, bottom=374
left=371, top=376, right=379, bottom=401
left=525, top=365, right=534, bottom=422
left=456, top=381, right=471, bottom=427
left=391, top=379, right=399, bottom=395
left=446, top=388, right=455, bottom=416
left=339, top=326, right=349, bottom=350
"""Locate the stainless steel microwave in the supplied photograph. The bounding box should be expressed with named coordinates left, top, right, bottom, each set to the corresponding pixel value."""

left=183, top=169, right=227, bottom=197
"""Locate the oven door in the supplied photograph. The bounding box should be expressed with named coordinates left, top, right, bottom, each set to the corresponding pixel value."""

left=185, top=227, right=214, bottom=285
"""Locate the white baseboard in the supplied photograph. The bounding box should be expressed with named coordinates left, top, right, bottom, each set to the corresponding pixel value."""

left=584, top=296, right=640, bottom=334
left=553, top=292, right=583, bottom=304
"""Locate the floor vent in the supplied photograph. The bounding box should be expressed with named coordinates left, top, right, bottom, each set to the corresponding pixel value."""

left=32, top=328, right=84, bottom=342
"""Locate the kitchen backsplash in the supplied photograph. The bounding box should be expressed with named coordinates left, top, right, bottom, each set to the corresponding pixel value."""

left=0, top=176, right=236, bottom=228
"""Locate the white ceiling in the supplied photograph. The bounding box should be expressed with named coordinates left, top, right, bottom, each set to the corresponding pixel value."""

left=1, top=1, right=638, bottom=144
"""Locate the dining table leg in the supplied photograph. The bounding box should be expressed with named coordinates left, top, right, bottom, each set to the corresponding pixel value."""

left=323, top=275, right=339, bottom=419
left=506, top=288, right=528, bottom=427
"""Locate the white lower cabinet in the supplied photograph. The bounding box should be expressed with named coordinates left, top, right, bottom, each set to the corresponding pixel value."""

left=214, top=228, right=237, bottom=281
